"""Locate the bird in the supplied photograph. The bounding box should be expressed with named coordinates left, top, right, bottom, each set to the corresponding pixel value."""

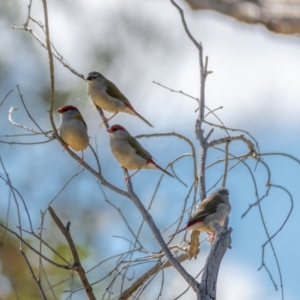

left=57, top=105, right=89, bottom=163
left=86, top=71, right=153, bottom=127
left=169, top=187, right=231, bottom=240
left=107, top=124, right=174, bottom=179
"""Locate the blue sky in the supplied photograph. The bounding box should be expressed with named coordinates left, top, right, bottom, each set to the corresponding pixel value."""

left=1, top=0, right=300, bottom=299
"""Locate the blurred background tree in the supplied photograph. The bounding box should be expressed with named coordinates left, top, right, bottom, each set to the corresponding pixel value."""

left=185, top=0, right=300, bottom=35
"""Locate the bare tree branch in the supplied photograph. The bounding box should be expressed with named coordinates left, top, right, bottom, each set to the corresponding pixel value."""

left=48, top=207, right=96, bottom=300
left=120, top=253, right=190, bottom=300
left=199, top=220, right=232, bottom=300
left=123, top=168, right=200, bottom=293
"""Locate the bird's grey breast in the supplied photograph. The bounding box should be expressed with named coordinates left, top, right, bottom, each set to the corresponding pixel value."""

left=110, top=138, right=147, bottom=169
left=88, top=84, right=125, bottom=113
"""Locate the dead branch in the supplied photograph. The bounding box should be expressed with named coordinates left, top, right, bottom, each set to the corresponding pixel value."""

left=48, top=207, right=96, bottom=300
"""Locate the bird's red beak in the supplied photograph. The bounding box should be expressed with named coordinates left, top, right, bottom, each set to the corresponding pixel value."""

left=57, top=108, right=63, bottom=113
left=107, top=128, right=112, bottom=133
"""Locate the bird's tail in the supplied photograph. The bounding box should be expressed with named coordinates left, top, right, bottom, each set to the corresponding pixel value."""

left=126, top=105, right=154, bottom=127
left=153, top=162, right=175, bottom=178
left=135, top=110, right=154, bottom=127
left=168, top=227, right=186, bottom=238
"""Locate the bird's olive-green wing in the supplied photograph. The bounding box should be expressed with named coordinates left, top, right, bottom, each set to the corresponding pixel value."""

left=105, top=78, right=131, bottom=105
left=189, top=194, right=226, bottom=221
left=125, top=134, right=153, bottom=161
left=73, top=114, right=87, bottom=128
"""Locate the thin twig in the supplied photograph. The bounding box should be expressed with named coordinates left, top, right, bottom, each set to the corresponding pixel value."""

left=222, top=141, right=229, bottom=187
left=41, top=0, right=56, bottom=135
left=0, top=222, right=71, bottom=269
left=8, top=107, right=43, bottom=134
left=0, top=89, right=14, bottom=108
left=16, top=85, right=49, bottom=137
left=20, top=250, right=47, bottom=299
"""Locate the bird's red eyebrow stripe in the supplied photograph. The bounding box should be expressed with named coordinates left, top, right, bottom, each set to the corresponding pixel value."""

left=57, top=105, right=78, bottom=113
left=110, top=125, right=125, bottom=131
